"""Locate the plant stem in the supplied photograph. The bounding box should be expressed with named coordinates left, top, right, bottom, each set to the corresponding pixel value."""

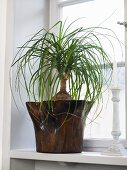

left=60, top=74, right=68, bottom=92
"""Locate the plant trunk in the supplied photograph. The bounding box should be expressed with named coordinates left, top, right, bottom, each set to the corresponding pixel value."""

left=60, top=74, right=67, bottom=92
left=53, top=74, right=71, bottom=101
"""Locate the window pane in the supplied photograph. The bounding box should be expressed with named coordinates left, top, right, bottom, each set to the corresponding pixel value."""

left=62, top=0, right=125, bottom=139
left=85, top=66, right=125, bottom=139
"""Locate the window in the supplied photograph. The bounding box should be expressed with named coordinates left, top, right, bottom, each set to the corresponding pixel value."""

left=50, top=0, right=126, bottom=149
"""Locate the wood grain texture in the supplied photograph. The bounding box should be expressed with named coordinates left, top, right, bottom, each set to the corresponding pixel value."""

left=26, top=100, right=91, bottom=153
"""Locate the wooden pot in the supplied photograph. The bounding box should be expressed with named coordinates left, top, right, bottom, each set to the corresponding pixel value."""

left=26, top=100, right=91, bottom=153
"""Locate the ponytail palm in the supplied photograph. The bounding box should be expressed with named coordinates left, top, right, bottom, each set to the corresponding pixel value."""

left=12, top=21, right=112, bottom=108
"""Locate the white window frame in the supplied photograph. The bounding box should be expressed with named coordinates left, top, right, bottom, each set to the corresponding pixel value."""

left=49, top=0, right=127, bottom=151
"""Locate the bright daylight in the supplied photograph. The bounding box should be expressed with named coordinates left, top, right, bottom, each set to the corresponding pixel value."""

left=0, top=0, right=127, bottom=170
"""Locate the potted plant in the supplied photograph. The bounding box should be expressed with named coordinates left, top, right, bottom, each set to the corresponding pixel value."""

left=11, top=20, right=112, bottom=153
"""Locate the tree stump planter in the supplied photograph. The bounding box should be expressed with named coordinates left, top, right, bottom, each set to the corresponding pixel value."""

left=26, top=100, right=92, bottom=153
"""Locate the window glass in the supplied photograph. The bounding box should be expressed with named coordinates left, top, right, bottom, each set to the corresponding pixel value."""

left=62, top=0, right=125, bottom=139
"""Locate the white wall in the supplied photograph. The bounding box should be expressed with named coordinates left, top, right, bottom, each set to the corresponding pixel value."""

left=0, top=0, right=49, bottom=169
left=35, top=161, right=127, bottom=170
left=10, top=159, right=127, bottom=170
left=0, top=0, right=7, bottom=169
left=11, top=159, right=35, bottom=170
left=11, top=0, right=49, bottom=150
left=2, top=0, right=16, bottom=169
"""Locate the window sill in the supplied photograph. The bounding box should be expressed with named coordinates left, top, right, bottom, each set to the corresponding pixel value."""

left=10, top=149, right=127, bottom=166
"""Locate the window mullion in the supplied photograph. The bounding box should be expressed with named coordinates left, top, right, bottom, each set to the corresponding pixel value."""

left=124, top=0, right=127, bottom=140
left=49, top=0, right=60, bottom=28
left=58, top=0, right=93, bottom=7
left=83, top=139, right=127, bottom=151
